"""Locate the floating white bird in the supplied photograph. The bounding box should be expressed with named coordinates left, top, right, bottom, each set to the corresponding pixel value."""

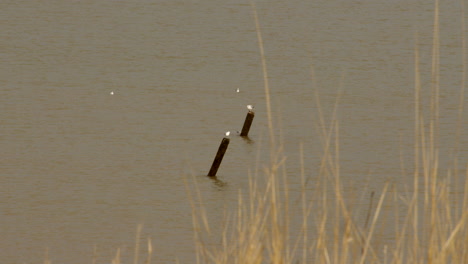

left=247, top=105, right=254, bottom=110
left=110, top=91, right=114, bottom=95
left=225, top=131, right=230, bottom=136
left=236, top=88, right=240, bottom=93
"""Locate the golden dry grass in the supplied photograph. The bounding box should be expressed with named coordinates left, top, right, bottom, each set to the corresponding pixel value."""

left=188, top=96, right=468, bottom=264
left=186, top=1, right=468, bottom=263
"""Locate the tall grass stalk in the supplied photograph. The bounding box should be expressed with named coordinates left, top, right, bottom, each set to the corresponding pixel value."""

left=250, top=0, right=274, bottom=151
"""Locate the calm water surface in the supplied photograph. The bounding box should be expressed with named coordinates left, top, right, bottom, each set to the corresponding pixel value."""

left=1, top=0, right=467, bottom=263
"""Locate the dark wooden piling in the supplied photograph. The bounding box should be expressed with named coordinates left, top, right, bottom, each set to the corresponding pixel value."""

left=240, top=111, right=255, bottom=137
left=207, top=137, right=230, bottom=177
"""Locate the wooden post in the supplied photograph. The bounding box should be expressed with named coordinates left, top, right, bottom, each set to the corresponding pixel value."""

left=207, top=137, right=230, bottom=177
left=240, top=111, right=255, bottom=137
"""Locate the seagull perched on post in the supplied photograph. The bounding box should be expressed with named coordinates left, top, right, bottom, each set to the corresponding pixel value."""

left=247, top=105, right=254, bottom=111
left=225, top=131, right=230, bottom=137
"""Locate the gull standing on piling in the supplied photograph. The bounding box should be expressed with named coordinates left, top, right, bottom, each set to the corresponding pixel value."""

left=225, top=131, right=230, bottom=137
left=240, top=106, right=255, bottom=137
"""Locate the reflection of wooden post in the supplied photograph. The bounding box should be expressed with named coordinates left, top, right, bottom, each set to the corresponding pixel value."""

left=240, top=111, right=255, bottom=137
left=207, top=137, right=230, bottom=177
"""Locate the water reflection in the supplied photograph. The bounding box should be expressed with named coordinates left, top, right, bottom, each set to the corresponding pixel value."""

left=208, top=175, right=228, bottom=190
left=240, top=135, right=254, bottom=144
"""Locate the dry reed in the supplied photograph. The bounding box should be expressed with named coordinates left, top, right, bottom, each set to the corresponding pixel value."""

left=186, top=0, right=468, bottom=263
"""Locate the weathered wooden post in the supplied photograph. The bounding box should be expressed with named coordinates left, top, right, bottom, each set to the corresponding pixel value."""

left=240, top=106, right=255, bottom=137
left=207, top=134, right=230, bottom=177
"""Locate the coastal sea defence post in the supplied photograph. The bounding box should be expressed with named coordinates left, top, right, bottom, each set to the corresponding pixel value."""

left=240, top=110, right=255, bottom=137
left=207, top=136, right=230, bottom=177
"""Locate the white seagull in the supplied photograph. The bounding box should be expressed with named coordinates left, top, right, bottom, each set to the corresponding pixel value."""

left=110, top=91, right=114, bottom=95
left=225, top=131, right=231, bottom=136
left=236, top=88, right=240, bottom=93
left=247, top=105, right=254, bottom=111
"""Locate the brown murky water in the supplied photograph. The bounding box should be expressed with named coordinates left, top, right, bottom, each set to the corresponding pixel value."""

left=1, top=0, right=467, bottom=263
